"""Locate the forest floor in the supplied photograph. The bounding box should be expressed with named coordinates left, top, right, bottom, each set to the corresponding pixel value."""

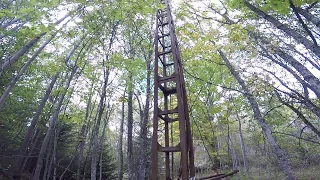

left=194, top=165, right=320, bottom=180
left=245, top=165, right=319, bottom=180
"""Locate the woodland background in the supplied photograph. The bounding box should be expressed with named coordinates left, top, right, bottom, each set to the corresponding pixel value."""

left=0, top=0, right=319, bottom=179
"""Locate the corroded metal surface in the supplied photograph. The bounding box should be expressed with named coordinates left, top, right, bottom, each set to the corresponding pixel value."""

left=150, top=0, right=195, bottom=179
left=150, top=1, right=239, bottom=180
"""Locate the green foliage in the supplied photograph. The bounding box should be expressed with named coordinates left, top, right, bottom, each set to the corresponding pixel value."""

left=1, top=0, right=319, bottom=179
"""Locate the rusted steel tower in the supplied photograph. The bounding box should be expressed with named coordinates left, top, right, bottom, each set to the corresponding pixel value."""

left=150, top=0, right=195, bottom=179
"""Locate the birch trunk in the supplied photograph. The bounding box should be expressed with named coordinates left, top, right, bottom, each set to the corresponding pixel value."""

left=218, top=49, right=296, bottom=180
left=0, top=31, right=58, bottom=107
left=118, top=92, right=125, bottom=180
left=244, top=1, right=320, bottom=58
left=0, top=14, right=69, bottom=74
left=76, top=91, right=92, bottom=180
left=12, top=72, right=59, bottom=177
left=295, top=7, right=320, bottom=28
left=138, top=60, right=151, bottom=180
left=91, top=70, right=109, bottom=180
left=127, top=75, right=135, bottom=180
left=33, top=66, right=77, bottom=180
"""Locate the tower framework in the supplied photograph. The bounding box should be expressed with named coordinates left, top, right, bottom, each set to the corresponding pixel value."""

left=150, top=0, right=195, bottom=179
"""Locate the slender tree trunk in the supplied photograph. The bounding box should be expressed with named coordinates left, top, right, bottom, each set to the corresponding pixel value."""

left=12, top=71, right=59, bottom=176
left=0, top=31, right=57, bottom=107
left=229, top=134, right=240, bottom=180
left=82, top=126, right=95, bottom=180
left=33, top=66, right=77, bottom=180
left=0, top=17, right=21, bottom=29
left=99, top=105, right=112, bottom=180
left=218, top=49, right=296, bottom=180
left=91, top=70, right=109, bottom=180
left=0, top=32, right=46, bottom=74
left=295, top=7, right=320, bottom=28
left=208, top=119, right=222, bottom=171
left=91, top=23, right=116, bottom=180
left=83, top=105, right=101, bottom=180
left=237, top=116, right=249, bottom=173
left=248, top=30, right=320, bottom=99
left=59, top=144, right=80, bottom=180
left=289, top=0, right=318, bottom=46
left=232, top=101, right=249, bottom=173
left=138, top=60, right=151, bottom=180
left=20, top=129, right=41, bottom=172
left=53, top=124, right=60, bottom=180
left=127, top=75, right=135, bottom=180
left=275, top=91, right=320, bottom=138
left=43, top=137, right=53, bottom=180
left=77, top=92, right=92, bottom=180
left=46, top=152, right=54, bottom=180
left=244, top=1, right=320, bottom=58
left=0, top=22, right=26, bottom=40
left=118, top=91, right=125, bottom=180
left=0, top=14, right=69, bottom=75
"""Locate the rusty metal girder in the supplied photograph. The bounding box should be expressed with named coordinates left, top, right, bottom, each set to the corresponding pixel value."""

left=150, top=0, right=195, bottom=179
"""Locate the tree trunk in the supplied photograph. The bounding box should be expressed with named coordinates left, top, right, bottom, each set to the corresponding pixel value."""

left=0, top=14, right=69, bottom=75
left=127, top=75, right=135, bottom=180
left=250, top=31, right=320, bottom=99
left=12, top=71, right=59, bottom=177
left=295, top=7, right=320, bottom=28
left=275, top=91, right=320, bottom=138
left=0, top=31, right=58, bottom=108
left=118, top=91, right=125, bottom=180
left=236, top=114, right=249, bottom=173
left=91, top=23, right=116, bottom=180
left=91, top=70, right=109, bottom=180
left=138, top=60, right=151, bottom=180
left=208, top=119, right=222, bottom=171
left=43, top=137, right=53, bottom=180
left=20, top=129, right=42, bottom=173
left=33, top=66, right=78, bottom=180
left=99, top=105, right=112, bottom=180
left=77, top=91, right=92, bottom=180
left=218, top=49, right=296, bottom=180
left=59, top=144, right=80, bottom=180
left=0, top=22, right=26, bottom=40
left=0, top=17, right=21, bottom=29
left=53, top=124, right=60, bottom=180
left=0, top=32, right=46, bottom=74
left=244, top=1, right=320, bottom=58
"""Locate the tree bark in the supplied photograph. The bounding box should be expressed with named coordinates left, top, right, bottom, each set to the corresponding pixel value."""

left=12, top=71, right=59, bottom=177
left=289, top=0, right=318, bottom=46
left=295, top=7, right=320, bottom=28
left=0, top=32, right=46, bottom=74
left=250, top=32, right=320, bottom=99
left=43, top=137, right=53, bottom=180
left=0, top=31, right=58, bottom=108
left=0, top=22, right=26, bottom=40
left=118, top=91, right=125, bottom=180
left=91, top=23, right=116, bottom=180
left=275, top=91, right=320, bottom=138
left=0, top=14, right=69, bottom=75
left=33, top=66, right=78, bottom=180
left=99, top=105, right=112, bottom=180
left=244, top=1, right=320, bottom=59
left=91, top=70, right=109, bottom=180
left=77, top=90, right=92, bottom=180
left=218, top=49, right=296, bottom=180
left=234, top=108, right=249, bottom=173
left=127, top=75, right=135, bottom=180
left=59, top=144, right=80, bottom=180
left=52, top=124, right=60, bottom=180
left=138, top=60, right=151, bottom=180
